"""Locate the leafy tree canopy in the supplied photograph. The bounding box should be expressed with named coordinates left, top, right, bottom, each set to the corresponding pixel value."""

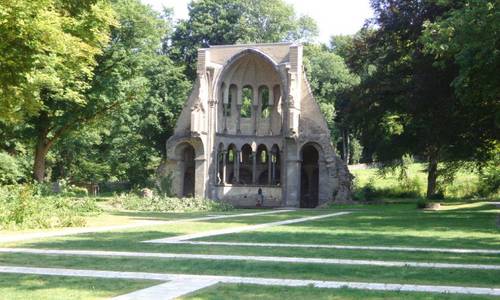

left=168, top=0, right=318, bottom=79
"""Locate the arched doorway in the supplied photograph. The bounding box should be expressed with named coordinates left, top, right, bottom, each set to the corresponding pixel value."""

left=300, top=144, right=319, bottom=208
left=182, top=144, right=195, bottom=197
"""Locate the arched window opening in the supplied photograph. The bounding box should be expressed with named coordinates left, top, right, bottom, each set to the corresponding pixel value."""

left=226, top=144, right=237, bottom=184
left=241, top=86, right=253, bottom=118
left=240, top=144, right=253, bottom=184
left=257, top=144, right=268, bottom=164
left=300, top=144, right=319, bottom=208
left=181, top=144, right=195, bottom=197
left=228, top=148, right=235, bottom=162
left=260, top=86, right=270, bottom=118
left=271, top=144, right=280, bottom=185
left=217, top=143, right=224, bottom=184
left=226, top=84, right=237, bottom=117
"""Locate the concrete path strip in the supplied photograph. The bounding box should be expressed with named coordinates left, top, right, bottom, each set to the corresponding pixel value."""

left=1, top=265, right=499, bottom=296
left=172, top=241, right=500, bottom=254
left=111, top=278, right=219, bottom=300
left=0, top=209, right=292, bottom=244
left=1, top=247, right=499, bottom=270
left=145, top=212, right=351, bottom=243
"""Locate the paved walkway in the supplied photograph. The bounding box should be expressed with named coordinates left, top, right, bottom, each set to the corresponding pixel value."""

left=0, top=210, right=292, bottom=244
left=1, top=265, right=499, bottom=297
left=145, top=212, right=351, bottom=243
left=170, top=241, right=500, bottom=254
left=2, top=247, right=498, bottom=270
left=112, top=278, right=218, bottom=300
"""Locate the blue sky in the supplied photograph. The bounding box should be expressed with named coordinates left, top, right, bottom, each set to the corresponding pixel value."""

left=140, top=0, right=374, bottom=44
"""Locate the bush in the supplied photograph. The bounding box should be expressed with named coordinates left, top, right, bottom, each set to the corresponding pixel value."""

left=111, top=193, right=233, bottom=213
left=0, top=185, right=101, bottom=230
left=0, top=152, right=22, bottom=184
left=477, top=163, right=500, bottom=198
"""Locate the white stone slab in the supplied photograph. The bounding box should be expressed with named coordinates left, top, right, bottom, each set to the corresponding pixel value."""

left=0, top=209, right=292, bottom=244
left=145, top=212, right=351, bottom=243
left=1, top=248, right=498, bottom=270
left=1, top=265, right=499, bottom=296
left=170, top=241, right=500, bottom=254
left=112, top=278, right=219, bottom=300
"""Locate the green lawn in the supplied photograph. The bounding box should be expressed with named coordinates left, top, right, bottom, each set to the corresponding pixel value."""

left=183, top=283, right=499, bottom=300
left=0, top=202, right=499, bottom=299
left=0, top=273, right=158, bottom=300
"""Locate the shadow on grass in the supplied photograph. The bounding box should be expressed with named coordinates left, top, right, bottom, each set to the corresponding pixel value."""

left=0, top=273, right=157, bottom=298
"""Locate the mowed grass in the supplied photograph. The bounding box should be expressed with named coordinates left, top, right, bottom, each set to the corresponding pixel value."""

left=182, top=283, right=499, bottom=300
left=203, top=202, right=500, bottom=249
left=0, top=273, right=158, bottom=300
left=0, top=203, right=499, bottom=298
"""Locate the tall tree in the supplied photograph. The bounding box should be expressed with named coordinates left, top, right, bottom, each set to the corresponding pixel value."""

left=351, top=0, right=498, bottom=198
left=0, top=0, right=115, bottom=124
left=27, top=0, right=174, bottom=182
left=303, top=44, right=360, bottom=160
left=168, top=0, right=318, bottom=79
left=49, top=2, right=190, bottom=186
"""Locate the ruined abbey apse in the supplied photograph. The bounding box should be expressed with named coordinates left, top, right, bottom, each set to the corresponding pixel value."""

left=163, top=43, right=353, bottom=208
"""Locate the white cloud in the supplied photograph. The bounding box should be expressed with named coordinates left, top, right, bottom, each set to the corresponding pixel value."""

left=141, top=0, right=373, bottom=43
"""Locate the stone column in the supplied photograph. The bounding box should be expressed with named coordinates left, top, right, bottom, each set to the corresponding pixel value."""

left=215, top=151, right=219, bottom=184
left=236, top=88, right=242, bottom=134
left=268, top=87, right=274, bottom=135
left=267, top=151, right=272, bottom=185
left=252, top=151, right=257, bottom=184
left=236, top=105, right=241, bottom=134
left=252, top=105, right=258, bottom=135
left=235, top=150, right=240, bottom=183
left=222, top=151, right=227, bottom=184
left=271, top=153, right=275, bottom=185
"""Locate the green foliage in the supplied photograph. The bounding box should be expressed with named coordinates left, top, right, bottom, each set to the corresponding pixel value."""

left=0, top=185, right=101, bottom=230
left=422, top=0, right=499, bottom=140
left=169, top=0, right=318, bottom=79
left=303, top=44, right=359, bottom=145
left=477, top=156, right=500, bottom=198
left=39, top=0, right=190, bottom=186
left=111, top=193, right=233, bottom=213
left=0, top=152, right=22, bottom=184
left=0, top=0, right=117, bottom=123
left=349, top=137, right=363, bottom=164
left=349, top=0, right=498, bottom=198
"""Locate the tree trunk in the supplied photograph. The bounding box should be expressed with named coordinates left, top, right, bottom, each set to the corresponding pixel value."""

left=33, top=138, right=50, bottom=182
left=33, top=112, right=51, bottom=182
left=426, top=152, right=439, bottom=199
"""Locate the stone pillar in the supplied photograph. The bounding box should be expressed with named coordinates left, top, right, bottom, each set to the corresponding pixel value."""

left=223, top=104, right=228, bottom=133
left=252, top=105, right=258, bottom=135
left=267, top=152, right=272, bottom=185
left=222, top=151, right=227, bottom=184
left=268, top=87, right=274, bottom=135
left=236, top=88, right=242, bottom=134
left=215, top=151, right=219, bottom=184
left=236, top=105, right=241, bottom=134
left=252, top=151, right=257, bottom=184
left=235, top=150, right=240, bottom=183
left=271, top=153, right=276, bottom=185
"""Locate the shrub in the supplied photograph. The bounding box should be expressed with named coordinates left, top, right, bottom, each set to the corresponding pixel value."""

left=0, top=185, right=101, bottom=230
left=0, top=152, right=22, bottom=184
left=477, top=163, right=500, bottom=198
left=111, top=193, right=233, bottom=212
